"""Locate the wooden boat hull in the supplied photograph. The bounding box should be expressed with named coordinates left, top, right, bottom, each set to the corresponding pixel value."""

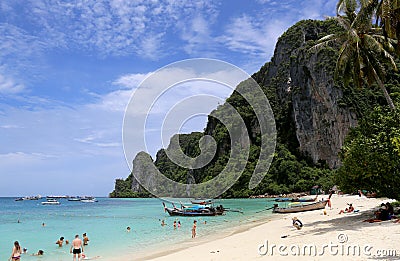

left=190, top=199, right=213, bottom=205
left=165, top=208, right=217, bottom=216
left=273, top=200, right=328, bottom=213
left=163, top=202, right=224, bottom=216
left=275, top=196, right=317, bottom=202
left=275, top=198, right=293, bottom=202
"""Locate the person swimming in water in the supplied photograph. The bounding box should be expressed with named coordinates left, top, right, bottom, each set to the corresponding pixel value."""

left=56, top=237, right=65, bottom=247
left=31, top=250, right=44, bottom=256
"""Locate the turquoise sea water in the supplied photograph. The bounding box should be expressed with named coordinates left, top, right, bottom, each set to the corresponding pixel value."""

left=0, top=197, right=276, bottom=260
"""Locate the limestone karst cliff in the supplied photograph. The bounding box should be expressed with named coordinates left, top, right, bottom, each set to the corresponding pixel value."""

left=110, top=19, right=387, bottom=198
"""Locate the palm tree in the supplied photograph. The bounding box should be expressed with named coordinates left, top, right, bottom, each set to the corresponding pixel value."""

left=312, top=0, right=398, bottom=109
left=374, top=0, right=400, bottom=53
left=337, top=0, right=400, bottom=54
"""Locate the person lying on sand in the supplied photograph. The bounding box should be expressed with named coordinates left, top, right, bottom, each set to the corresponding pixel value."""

left=338, top=203, right=354, bottom=214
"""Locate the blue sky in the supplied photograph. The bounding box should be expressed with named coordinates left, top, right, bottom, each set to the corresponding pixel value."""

left=0, top=0, right=336, bottom=197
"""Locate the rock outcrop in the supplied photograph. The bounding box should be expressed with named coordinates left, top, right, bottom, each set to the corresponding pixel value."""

left=254, top=19, right=357, bottom=168
left=111, top=19, right=360, bottom=197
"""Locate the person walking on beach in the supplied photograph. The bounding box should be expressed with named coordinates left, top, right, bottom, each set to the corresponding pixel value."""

left=9, top=241, right=22, bottom=261
left=70, top=234, right=84, bottom=261
left=192, top=220, right=197, bottom=238
left=82, top=233, right=89, bottom=246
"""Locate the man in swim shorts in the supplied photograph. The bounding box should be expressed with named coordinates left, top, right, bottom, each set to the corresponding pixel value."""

left=70, top=234, right=84, bottom=261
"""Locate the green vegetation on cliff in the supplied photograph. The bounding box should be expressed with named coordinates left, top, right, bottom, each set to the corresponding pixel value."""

left=110, top=17, right=399, bottom=199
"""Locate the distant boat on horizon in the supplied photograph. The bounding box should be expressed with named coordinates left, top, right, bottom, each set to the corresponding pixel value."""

left=15, top=195, right=42, bottom=201
left=81, top=196, right=98, bottom=203
left=41, top=198, right=60, bottom=205
left=68, top=197, right=81, bottom=201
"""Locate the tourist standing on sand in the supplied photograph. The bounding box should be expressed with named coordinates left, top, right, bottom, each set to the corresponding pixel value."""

left=192, top=220, right=197, bottom=238
left=70, top=234, right=83, bottom=261
left=9, top=241, right=22, bottom=261
left=83, top=233, right=89, bottom=246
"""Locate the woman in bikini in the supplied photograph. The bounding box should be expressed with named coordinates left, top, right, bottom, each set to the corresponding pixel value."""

left=192, top=220, right=197, bottom=238
left=9, top=241, right=22, bottom=261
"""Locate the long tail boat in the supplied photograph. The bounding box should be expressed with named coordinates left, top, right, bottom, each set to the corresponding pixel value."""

left=273, top=200, right=328, bottom=213
left=190, top=198, right=213, bottom=205
left=275, top=195, right=318, bottom=202
left=162, top=202, right=225, bottom=216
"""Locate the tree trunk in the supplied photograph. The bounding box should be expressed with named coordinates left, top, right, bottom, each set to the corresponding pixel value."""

left=373, top=68, right=396, bottom=110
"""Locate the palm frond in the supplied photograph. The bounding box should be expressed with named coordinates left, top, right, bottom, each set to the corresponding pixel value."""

left=335, top=15, right=352, bottom=30
left=337, top=0, right=358, bottom=15
left=364, top=34, right=398, bottom=70
left=352, top=0, right=376, bottom=32
left=335, top=42, right=354, bottom=81
left=370, top=34, right=397, bottom=53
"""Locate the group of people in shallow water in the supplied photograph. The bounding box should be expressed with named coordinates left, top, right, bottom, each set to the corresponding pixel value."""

left=160, top=218, right=207, bottom=238
left=9, top=229, right=92, bottom=261
left=9, top=241, right=44, bottom=260
left=56, top=233, right=91, bottom=260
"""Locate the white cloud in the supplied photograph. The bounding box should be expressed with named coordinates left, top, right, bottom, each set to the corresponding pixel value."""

left=0, top=72, right=25, bottom=94
left=1, top=0, right=219, bottom=58
left=220, top=15, right=285, bottom=58
left=115, top=65, right=246, bottom=119
left=136, top=32, right=166, bottom=60
left=218, top=0, right=337, bottom=66
left=0, top=152, right=56, bottom=162
left=0, top=124, right=21, bottom=129
left=179, top=14, right=216, bottom=56
left=112, top=73, right=150, bottom=88
left=89, top=89, right=133, bottom=112
left=74, top=131, right=121, bottom=148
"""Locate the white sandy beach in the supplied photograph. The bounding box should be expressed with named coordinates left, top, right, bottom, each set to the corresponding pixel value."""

left=132, top=195, right=400, bottom=261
